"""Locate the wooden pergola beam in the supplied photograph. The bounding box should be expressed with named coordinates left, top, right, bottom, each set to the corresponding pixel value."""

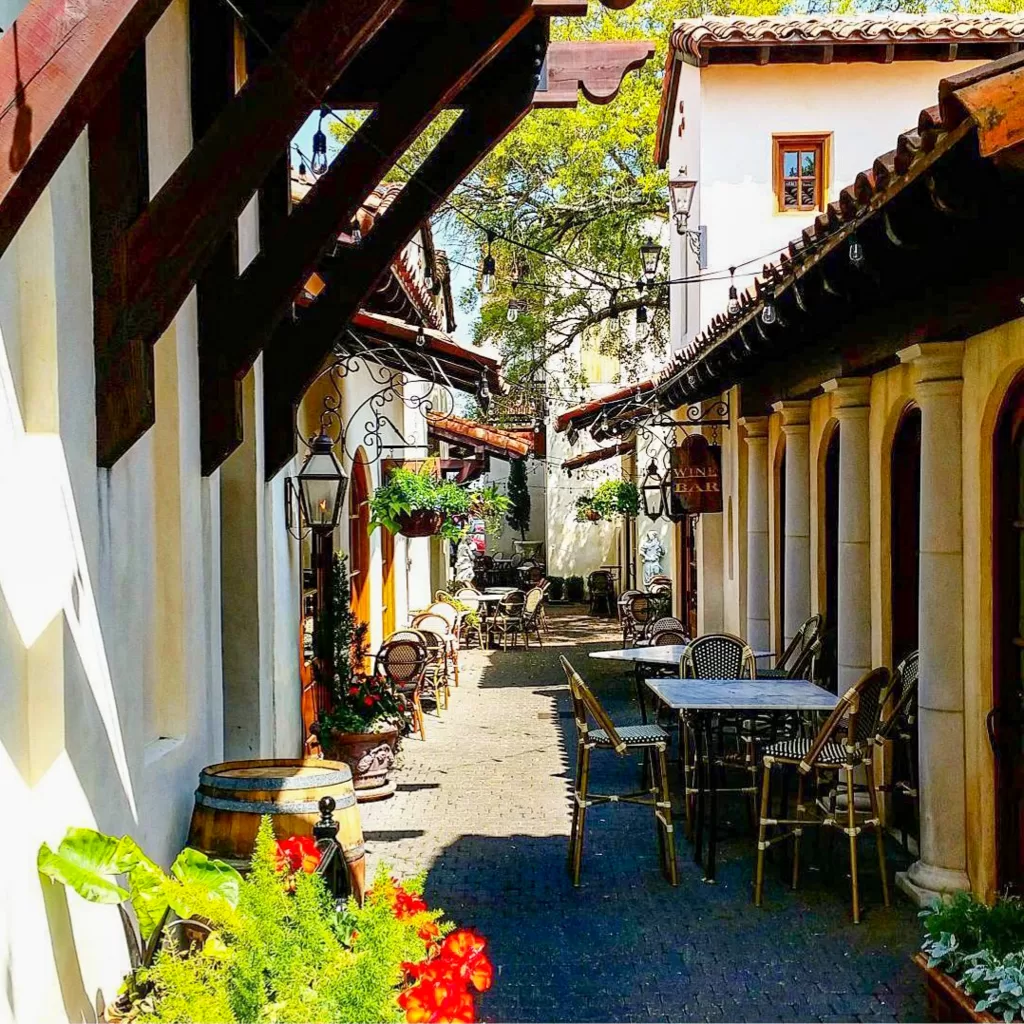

left=533, top=40, right=655, bottom=108
left=93, top=0, right=402, bottom=466
left=0, top=0, right=173, bottom=259
left=212, top=5, right=533, bottom=383
left=262, top=70, right=538, bottom=476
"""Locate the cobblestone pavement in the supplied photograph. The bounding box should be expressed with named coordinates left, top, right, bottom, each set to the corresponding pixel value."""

left=360, top=607, right=928, bottom=1023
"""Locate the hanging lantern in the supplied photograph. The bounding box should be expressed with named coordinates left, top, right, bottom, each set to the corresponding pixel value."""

left=480, top=231, right=496, bottom=294
left=641, top=460, right=665, bottom=521
left=727, top=267, right=741, bottom=316
left=640, top=239, right=662, bottom=285
left=296, top=433, right=348, bottom=531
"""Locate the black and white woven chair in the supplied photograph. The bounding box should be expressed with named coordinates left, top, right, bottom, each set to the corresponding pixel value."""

left=560, top=656, right=677, bottom=887
left=754, top=666, right=891, bottom=923
left=759, top=615, right=823, bottom=680
left=875, top=650, right=919, bottom=851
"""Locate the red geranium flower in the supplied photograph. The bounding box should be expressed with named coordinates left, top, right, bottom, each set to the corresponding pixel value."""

left=364, top=695, right=375, bottom=707
left=274, top=835, right=321, bottom=875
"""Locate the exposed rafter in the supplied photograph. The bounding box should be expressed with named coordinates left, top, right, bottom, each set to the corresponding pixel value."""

left=533, top=40, right=655, bottom=108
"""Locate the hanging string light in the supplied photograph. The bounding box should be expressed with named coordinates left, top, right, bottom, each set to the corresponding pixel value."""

left=761, top=289, right=777, bottom=326
left=477, top=377, right=491, bottom=414
left=310, top=107, right=329, bottom=176
left=727, top=266, right=741, bottom=316
left=849, top=236, right=865, bottom=267
left=507, top=277, right=525, bottom=323
left=415, top=322, right=427, bottom=347
left=480, top=231, right=496, bottom=294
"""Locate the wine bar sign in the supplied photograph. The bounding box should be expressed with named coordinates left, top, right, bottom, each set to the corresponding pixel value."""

left=669, top=435, right=723, bottom=514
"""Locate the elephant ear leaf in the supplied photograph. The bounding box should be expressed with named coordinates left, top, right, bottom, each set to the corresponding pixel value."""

left=37, top=828, right=130, bottom=904
left=117, top=838, right=171, bottom=944
left=170, top=848, right=242, bottom=910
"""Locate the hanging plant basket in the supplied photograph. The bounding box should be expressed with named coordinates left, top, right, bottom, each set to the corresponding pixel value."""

left=584, top=509, right=602, bottom=522
left=396, top=509, right=445, bottom=537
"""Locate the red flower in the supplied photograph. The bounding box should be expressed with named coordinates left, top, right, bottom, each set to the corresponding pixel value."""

left=274, top=835, right=321, bottom=875
left=393, top=885, right=428, bottom=919
left=348, top=686, right=360, bottom=696
left=364, top=696, right=375, bottom=707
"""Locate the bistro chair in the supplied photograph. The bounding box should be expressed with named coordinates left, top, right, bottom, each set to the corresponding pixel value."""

left=456, top=588, right=486, bottom=650
left=645, top=616, right=689, bottom=647
left=754, top=666, right=891, bottom=924
left=522, top=587, right=545, bottom=647
left=559, top=656, right=677, bottom=887
left=760, top=615, right=823, bottom=680
left=375, top=636, right=429, bottom=740
left=387, top=628, right=448, bottom=715
left=425, top=601, right=461, bottom=685
left=875, top=650, right=919, bottom=850
left=618, top=591, right=652, bottom=646
left=588, top=570, right=616, bottom=617
left=680, top=633, right=755, bottom=680
left=411, top=611, right=457, bottom=695
left=488, top=591, right=526, bottom=651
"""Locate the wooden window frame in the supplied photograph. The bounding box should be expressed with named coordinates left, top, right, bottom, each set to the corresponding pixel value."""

left=772, top=133, right=830, bottom=214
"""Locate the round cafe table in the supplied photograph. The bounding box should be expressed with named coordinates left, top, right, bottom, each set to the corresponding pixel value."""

left=484, top=586, right=518, bottom=594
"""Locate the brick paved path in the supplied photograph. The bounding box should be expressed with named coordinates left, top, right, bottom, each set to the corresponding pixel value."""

left=360, top=607, right=927, bottom=1023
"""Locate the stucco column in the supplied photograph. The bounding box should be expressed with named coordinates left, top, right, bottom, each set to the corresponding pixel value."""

left=773, top=401, right=811, bottom=648
left=896, top=343, right=971, bottom=904
left=740, top=416, right=770, bottom=651
left=823, top=379, right=872, bottom=693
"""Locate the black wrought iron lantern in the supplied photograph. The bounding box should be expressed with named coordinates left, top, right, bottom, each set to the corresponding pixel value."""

left=296, top=432, right=348, bottom=531
left=639, top=240, right=662, bottom=285
left=641, top=460, right=665, bottom=521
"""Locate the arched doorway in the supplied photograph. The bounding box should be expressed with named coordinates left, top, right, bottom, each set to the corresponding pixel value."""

left=774, top=435, right=787, bottom=653
left=822, top=424, right=840, bottom=692
left=349, top=455, right=372, bottom=641
left=992, top=372, right=1024, bottom=892
left=890, top=406, right=922, bottom=666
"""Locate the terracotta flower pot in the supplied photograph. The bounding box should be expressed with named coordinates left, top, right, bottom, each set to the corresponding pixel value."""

left=397, top=509, right=444, bottom=537
left=320, top=724, right=400, bottom=802
left=585, top=509, right=602, bottom=522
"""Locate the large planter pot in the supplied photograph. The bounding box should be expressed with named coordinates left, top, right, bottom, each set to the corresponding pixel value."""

left=320, top=725, right=400, bottom=802
left=397, top=509, right=444, bottom=538
left=914, top=953, right=999, bottom=1023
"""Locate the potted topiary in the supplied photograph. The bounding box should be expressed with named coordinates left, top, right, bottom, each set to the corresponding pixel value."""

left=565, top=575, right=585, bottom=603
left=315, top=555, right=404, bottom=801
left=916, top=891, right=1024, bottom=1022
left=547, top=576, right=565, bottom=602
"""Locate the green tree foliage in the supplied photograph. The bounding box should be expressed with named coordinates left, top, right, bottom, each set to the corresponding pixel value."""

left=506, top=458, right=532, bottom=540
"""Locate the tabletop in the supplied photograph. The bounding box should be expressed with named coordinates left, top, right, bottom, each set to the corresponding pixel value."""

left=644, top=678, right=837, bottom=712
left=590, top=645, right=775, bottom=666
left=472, top=593, right=507, bottom=602
left=484, top=587, right=519, bottom=594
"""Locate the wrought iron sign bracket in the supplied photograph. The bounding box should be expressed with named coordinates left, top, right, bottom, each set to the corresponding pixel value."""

left=648, top=397, right=730, bottom=429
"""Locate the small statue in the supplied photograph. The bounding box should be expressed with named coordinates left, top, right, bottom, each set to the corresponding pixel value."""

left=454, top=533, right=476, bottom=583
left=640, top=530, right=665, bottom=587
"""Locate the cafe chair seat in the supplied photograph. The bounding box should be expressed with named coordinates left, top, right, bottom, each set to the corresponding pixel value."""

left=762, top=737, right=852, bottom=767
left=590, top=723, right=670, bottom=748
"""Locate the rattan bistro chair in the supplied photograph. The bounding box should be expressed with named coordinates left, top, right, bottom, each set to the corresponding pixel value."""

left=760, top=615, right=823, bottom=680
left=488, top=591, right=526, bottom=650
left=754, top=666, right=891, bottom=924
left=618, top=590, right=652, bottom=646
left=375, top=637, right=429, bottom=740
left=681, top=633, right=756, bottom=680
left=588, top=571, right=616, bottom=616
left=875, top=650, right=920, bottom=849
left=560, top=656, right=678, bottom=887
left=646, top=616, right=689, bottom=647
left=522, top=586, right=545, bottom=647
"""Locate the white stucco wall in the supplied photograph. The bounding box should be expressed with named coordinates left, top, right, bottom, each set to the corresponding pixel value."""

left=0, top=4, right=227, bottom=1018
left=668, top=58, right=988, bottom=348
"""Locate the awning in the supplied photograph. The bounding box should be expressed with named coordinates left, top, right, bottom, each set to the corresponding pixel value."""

left=347, top=311, right=504, bottom=397
left=426, top=411, right=531, bottom=460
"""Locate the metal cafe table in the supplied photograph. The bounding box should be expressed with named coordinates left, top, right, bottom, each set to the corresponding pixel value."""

left=590, top=646, right=776, bottom=722
left=644, top=678, right=838, bottom=883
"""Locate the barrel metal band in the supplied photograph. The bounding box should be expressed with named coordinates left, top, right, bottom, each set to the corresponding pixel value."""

left=194, top=790, right=357, bottom=815
left=199, top=767, right=353, bottom=791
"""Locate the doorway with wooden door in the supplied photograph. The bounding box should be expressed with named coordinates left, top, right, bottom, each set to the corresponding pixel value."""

left=992, top=371, right=1024, bottom=893
left=349, top=455, right=372, bottom=660
left=821, top=423, right=840, bottom=692
left=677, top=515, right=698, bottom=638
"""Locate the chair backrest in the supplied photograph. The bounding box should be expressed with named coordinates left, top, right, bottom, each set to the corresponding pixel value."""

left=450, top=582, right=478, bottom=597
left=524, top=587, right=544, bottom=616
left=425, top=602, right=458, bottom=628
left=876, top=650, right=919, bottom=742
left=497, top=591, right=526, bottom=617
left=646, top=616, right=686, bottom=642
left=787, top=634, right=823, bottom=681
left=559, top=656, right=626, bottom=755
left=681, top=633, right=754, bottom=680
left=589, top=571, right=611, bottom=594
left=376, top=638, right=428, bottom=687
left=457, top=590, right=482, bottom=615
left=648, top=574, right=672, bottom=588
left=411, top=612, right=452, bottom=637
left=651, top=628, right=689, bottom=647
left=802, top=667, right=890, bottom=771
left=777, top=614, right=823, bottom=673
left=510, top=552, right=524, bottom=568
left=388, top=628, right=442, bottom=662
left=625, top=592, right=652, bottom=624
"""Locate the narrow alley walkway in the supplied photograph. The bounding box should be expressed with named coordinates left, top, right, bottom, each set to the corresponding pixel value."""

left=359, top=607, right=927, bottom=1023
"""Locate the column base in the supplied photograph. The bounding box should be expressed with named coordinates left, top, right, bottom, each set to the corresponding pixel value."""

left=896, top=860, right=970, bottom=908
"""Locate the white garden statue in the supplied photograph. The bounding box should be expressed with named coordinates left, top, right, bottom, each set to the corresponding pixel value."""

left=454, top=533, right=476, bottom=583
left=640, top=530, right=665, bottom=587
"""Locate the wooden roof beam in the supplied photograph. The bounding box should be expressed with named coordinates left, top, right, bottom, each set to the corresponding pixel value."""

left=0, top=0, right=173, bottom=259
left=262, top=68, right=538, bottom=476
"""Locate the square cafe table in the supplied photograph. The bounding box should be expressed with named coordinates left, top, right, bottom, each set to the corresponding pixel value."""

left=644, top=678, right=838, bottom=883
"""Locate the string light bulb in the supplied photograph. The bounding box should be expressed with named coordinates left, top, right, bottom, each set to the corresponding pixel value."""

left=849, top=237, right=865, bottom=267
left=415, top=323, right=426, bottom=347
left=507, top=298, right=527, bottom=323
left=727, top=267, right=741, bottom=316
left=477, top=378, right=491, bottom=414
left=480, top=230, right=496, bottom=294
left=311, top=108, right=329, bottom=176
left=351, top=223, right=362, bottom=246
left=761, top=300, right=777, bottom=326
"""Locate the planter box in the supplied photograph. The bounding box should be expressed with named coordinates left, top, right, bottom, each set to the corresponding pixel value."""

left=914, top=953, right=998, bottom=1023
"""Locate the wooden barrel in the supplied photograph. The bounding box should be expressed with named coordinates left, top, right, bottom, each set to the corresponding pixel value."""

left=188, top=758, right=365, bottom=900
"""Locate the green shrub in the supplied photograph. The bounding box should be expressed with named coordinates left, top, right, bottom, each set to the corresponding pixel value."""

left=546, top=576, right=565, bottom=601
left=922, top=892, right=1024, bottom=1021
left=565, top=575, right=585, bottom=602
